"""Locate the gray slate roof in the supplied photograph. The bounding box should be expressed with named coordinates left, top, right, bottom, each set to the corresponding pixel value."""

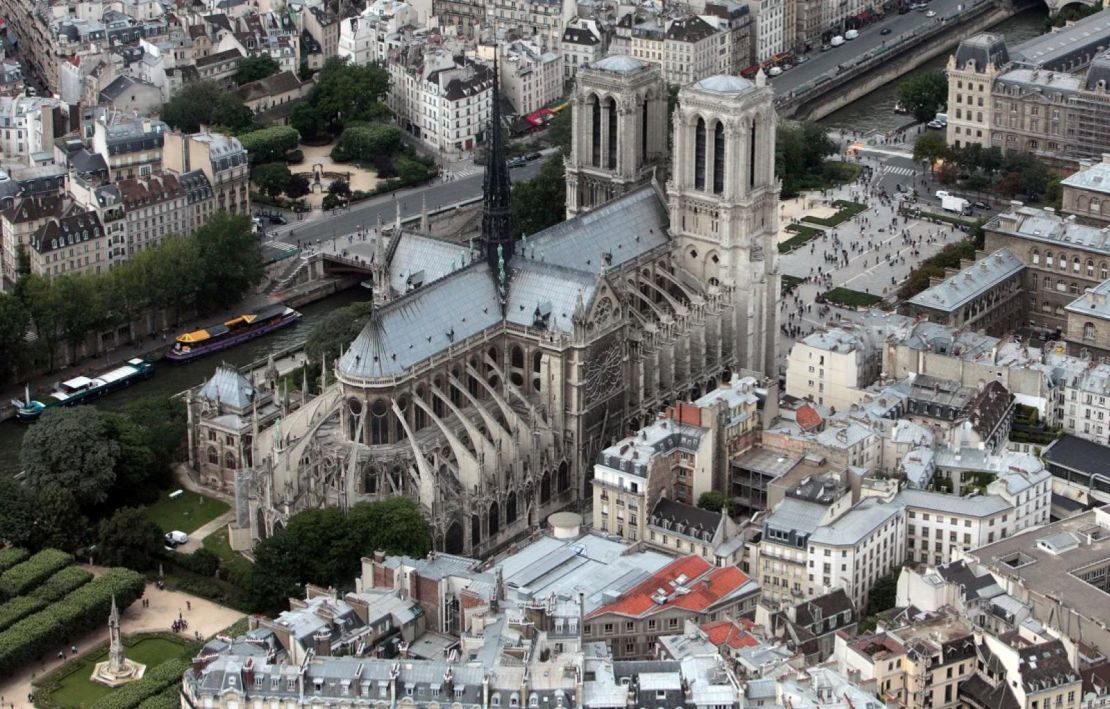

left=201, top=365, right=256, bottom=408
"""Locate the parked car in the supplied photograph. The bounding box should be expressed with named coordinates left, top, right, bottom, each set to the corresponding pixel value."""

left=880, top=27, right=892, bottom=34
left=926, top=9, right=936, bottom=16
left=164, top=531, right=188, bottom=549
left=526, top=152, right=542, bottom=161
left=269, top=214, right=287, bottom=225
left=508, top=156, right=528, bottom=168
left=973, top=200, right=991, bottom=210
left=821, top=43, right=833, bottom=51
left=768, top=66, right=783, bottom=76
left=796, top=54, right=809, bottom=63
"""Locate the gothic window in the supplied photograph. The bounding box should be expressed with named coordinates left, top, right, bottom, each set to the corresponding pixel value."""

left=541, top=471, right=552, bottom=504
left=489, top=501, right=500, bottom=536
left=207, top=447, right=218, bottom=465
left=414, top=386, right=428, bottom=430
left=694, top=117, right=706, bottom=191
left=471, top=513, right=481, bottom=547
left=1102, top=262, right=1109, bottom=279
left=1085, top=322, right=1096, bottom=340
left=224, top=452, right=236, bottom=469
left=468, top=357, right=480, bottom=398
left=506, top=492, right=518, bottom=524
left=532, top=351, right=543, bottom=392
left=713, top=121, right=725, bottom=194
left=1031, top=249, right=1040, bottom=265
left=557, top=460, right=569, bottom=493
left=606, top=97, right=617, bottom=169
left=510, top=346, right=525, bottom=387
left=749, top=118, right=758, bottom=188
left=395, top=396, right=408, bottom=441
left=432, top=376, right=446, bottom=417
left=590, top=95, right=601, bottom=168
left=370, top=399, right=389, bottom=444
left=348, top=398, right=364, bottom=441
left=450, top=367, right=462, bottom=406
left=1074, top=256, right=1081, bottom=273
left=1089, top=260, right=1095, bottom=277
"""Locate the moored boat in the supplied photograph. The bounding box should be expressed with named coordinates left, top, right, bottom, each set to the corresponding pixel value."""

left=166, top=305, right=301, bottom=363
left=12, top=357, right=155, bottom=422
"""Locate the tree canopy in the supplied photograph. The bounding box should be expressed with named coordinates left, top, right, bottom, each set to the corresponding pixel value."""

left=897, top=72, right=948, bottom=123
left=96, top=507, right=165, bottom=570
left=511, top=155, right=566, bottom=237
left=912, top=131, right=950, bottom=168
left=697, top=491, right=729, bottom=513
left=20, top=407, right=119, bottom=510
left=249, top=498, right=430, bottom=615
left=240, top=125, right=300, bottom=165
left=775, top=121, right=838, bottom=198
left=235, top=54, right=280, bottom=85
left=253, top=162, right=293, bottom=199
left=161, top=81, right=253, bottom=134
left=304, top=300, right=373, bottom=363
left=192, top=212, right=265, bottom=311
left=295, top=59, right=390, bottom=138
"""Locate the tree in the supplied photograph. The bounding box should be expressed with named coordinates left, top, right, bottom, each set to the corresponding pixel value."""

left=330, top=124, right=404, bottom=163
left=936, top=162, right=959, bottom=186
left=235, top=54, right=280, bottom=85
left=290, top=102, right=322, bottom=142
left=31, top=484, right=87, bottom=552
left=120, top=396, right=186, bottom=475
left=775, top=121, right=837, bottom=198
left=511, top=155, right=566, bottom=237
left=963, top=173, right=991, bottom=198
left=392, top=155, right=434, bottom=184
left=96, top=507, right=164, bottom=570
left=912, top=131, right=949, bottom=170
left=253, top=162, right=293, bottom=198
left=54, top=274, right=104, bottom=363
left=285, top=173, right=311, bottom=199
left=0, top=478, right=39, bottom=549
left=304, top=300, right=373, bottom=362
left=20, top=407, right=119, bottom=510
left=897, top=71, right=948, bottom=123
left=866, top=567, right=902, bottom=614
left=546, top=108, right=571, bottom=153
left=103, top=412, right=160, bottom=508
left=1044, top=174, right=1063, bottom=210
left=16, top=274, right=64, bottom=371
left=191, top=212, right=264, bottom=311
left=997, top=171, right=1023, bottom=199
left=239, top=126, right=300, bottom=165
left=327, top=178, right=350, bottom=198
left=0, top=293, right=28, bottom=380
left=697, top=491, right=729, bottom=513
left=162, top=81, right=252, bottom=134
left=305, top=59, right=390, bottom=135
left=249, top=498, right=431, bottom=615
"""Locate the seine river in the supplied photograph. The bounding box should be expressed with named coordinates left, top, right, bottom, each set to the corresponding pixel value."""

left=819, top=7, right=1049, bottom=133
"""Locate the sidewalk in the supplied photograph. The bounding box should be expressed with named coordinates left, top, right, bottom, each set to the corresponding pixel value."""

left=176, top=511, right=234, bottom=554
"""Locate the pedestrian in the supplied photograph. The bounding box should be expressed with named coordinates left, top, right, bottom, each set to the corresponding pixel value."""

left=187, top=600, right=191, bottom=611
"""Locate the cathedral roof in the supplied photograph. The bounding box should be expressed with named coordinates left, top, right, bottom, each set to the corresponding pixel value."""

left=694, top=74, right=754, bottom=95
left=339, top=185, right=670, bottom=381
left=529, top=184, right=668, bottom=273
left=388, top=232, right=470, bottom=294
left=200, top=365, right=255, bottom=408
left=592, top=55, right=649, bottom=73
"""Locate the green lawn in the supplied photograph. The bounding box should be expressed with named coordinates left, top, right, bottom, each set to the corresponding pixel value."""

left=48, top=637, right=188, bottom=708
left=144, top=491, right=229, bottom=535
left=778, top=223, right=825, bottom=254
left=820, top=287, right=884, bottom=308
left=201, top=524, right=254, bottom=581
left=802, top=199, right=869, bottom=228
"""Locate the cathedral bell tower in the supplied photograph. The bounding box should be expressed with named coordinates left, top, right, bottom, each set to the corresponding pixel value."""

left=564, top=55, right=668, bottom=217
left=666, top=73, right=780, bottom=377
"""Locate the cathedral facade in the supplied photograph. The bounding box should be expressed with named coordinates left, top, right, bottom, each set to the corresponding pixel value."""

left=240, top=58, right=780, bottom=559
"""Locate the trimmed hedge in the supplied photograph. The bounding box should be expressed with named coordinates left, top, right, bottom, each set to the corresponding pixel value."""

left=137, top=687, right=182, bottom=709
left=33, top=566, right=94, bottom=603
left=0, top=547, right=28, bottom=572
left=89, top=657, right=191, bottom=709
left=0, top=549, right=73, bottom=599
left=0, top=596, right=46, bottom=632
left=802, top=199, right=868, bottom=227
left=0, top=567, right=144, bottom=676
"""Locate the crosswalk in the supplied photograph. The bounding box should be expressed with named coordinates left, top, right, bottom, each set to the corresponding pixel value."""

left=882, top=165, right=918, bottom=177
left=442, top=164, right=483, bottom=181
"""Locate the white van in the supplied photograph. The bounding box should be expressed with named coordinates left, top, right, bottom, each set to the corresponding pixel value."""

left=845, top=29, right=859, bottom=40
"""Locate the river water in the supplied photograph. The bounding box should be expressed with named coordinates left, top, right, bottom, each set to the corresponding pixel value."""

left=0, top=288, right=370, bottom=473
left=819, top=7, right=1049, bottom=133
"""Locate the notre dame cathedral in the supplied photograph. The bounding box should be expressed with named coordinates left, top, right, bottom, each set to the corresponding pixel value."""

left=235, top=57, right=780, bottom=558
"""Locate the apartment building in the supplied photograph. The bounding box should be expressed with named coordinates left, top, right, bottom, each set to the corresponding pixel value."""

left=27, top=210, right=107, bottom=278
left=903, top=248, right=1025, bottom=336
left=387, top=48, right=492, bottom=155
left=645, top=498, right=747, bottom=566
left=584, top=555, right=760, bottom=660
left=486, top=0, right=567, bottom=50
left=592, top=416, right=715, bottom=542
left=617, top=12, right=726, bottom=86
left=162, top=132, right=249, bottom=215
left=338, top=0, right=417, bottom=66
left=699, top=2, right=752, bottom=75
left=900, top=490, right=1017, bottom=567
left=786, top=326, right=884, bottom=413
left=117, top=174, right=189, bottom=256
left=561, top=19, right=606, bottom=78
left=0, top=194, right=65, bottom=287
left=749, top=0, right=787, bottom=63
left=0, top=96, right=68, bottom=162
left=499, top=41, right=561, bottom=115
left=431, top=0, right=484, bottom=37
left=303, top=7, right=340, bottom=60
left=1061, top=154, right=1110, bottom=225
left=91, top=116, right=168, bottom=180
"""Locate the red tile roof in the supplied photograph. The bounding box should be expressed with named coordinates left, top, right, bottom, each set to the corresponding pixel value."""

left=796, top=403, right=823, bottom=432
left=700, top=620, right=759, bottom=650
left=587, top=556, right=754, bottom=620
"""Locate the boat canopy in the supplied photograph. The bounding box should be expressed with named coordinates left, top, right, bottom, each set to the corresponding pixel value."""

left=177, top=323, right=230, bottom=344
left=60, top=376, right=93, bottom=391
left=99, top=366, right=138, bottom=384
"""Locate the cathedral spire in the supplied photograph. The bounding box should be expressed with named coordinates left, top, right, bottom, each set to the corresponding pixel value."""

left=481, top=55, right=514, bottom=310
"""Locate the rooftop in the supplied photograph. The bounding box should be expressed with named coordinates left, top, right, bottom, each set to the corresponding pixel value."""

left=809, top=497, right=901, bottom=547
left=907, top=248, right=1024, bottom=313
left=1011, top=7, right=1110, bottom=70
left=586, top=555, right=756, bottom=619
left=1065, top=278, right=1110, bottom=320
left=1061, top=154, right=1110, bottom=194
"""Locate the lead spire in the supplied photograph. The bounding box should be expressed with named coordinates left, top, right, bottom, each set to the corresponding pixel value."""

left=481, top=54, right=514, bottom=311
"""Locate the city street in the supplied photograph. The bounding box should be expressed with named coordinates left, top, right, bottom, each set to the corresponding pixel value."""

left=770, top=0, right=982, bottom=96
left=262, top=156, right=545, bottom=245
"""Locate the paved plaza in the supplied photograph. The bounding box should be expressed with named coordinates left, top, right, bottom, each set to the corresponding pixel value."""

left=773, top=153, right=972, bottom=377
